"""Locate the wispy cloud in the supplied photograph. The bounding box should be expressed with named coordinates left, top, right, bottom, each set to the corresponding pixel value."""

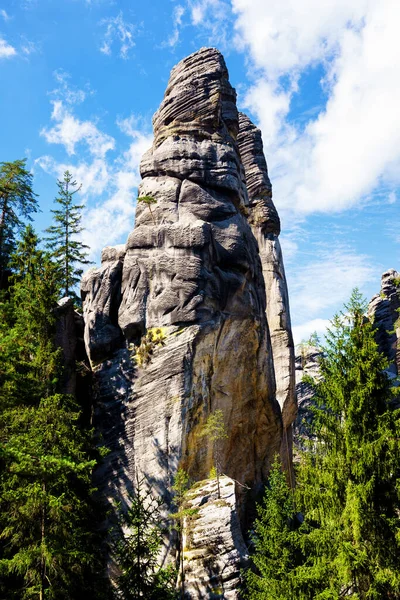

left=21, top=39, right=38, bottom=56
left=186, top=0, right=232, bottom=48
left=163, top=5, right=185, bottom=48
left=40, top=100, right=115, bottom=157
left=99, top=12, right=135, bottom=59
left=288, top=246, right=377, bottom=326
left=36, top=73, right=153, bottom=259
left=50, top=69, right=92, bottom=105
left=0, top=37, right=16, bottom=59
left=292, top=318, right=331, bottom=346
left=0, top=9, right=10, bottom=21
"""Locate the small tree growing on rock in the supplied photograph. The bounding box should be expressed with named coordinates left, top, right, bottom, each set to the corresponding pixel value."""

left=137, top=195, right=157, bottom=226
left=201, top=409, right=228, bottom=499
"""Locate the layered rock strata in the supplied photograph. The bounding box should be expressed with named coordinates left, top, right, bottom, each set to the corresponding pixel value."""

left=81, top=47, right=296, bottom=596
left=182, top=476, right=248, bottom=599
left=237, top=113, right=296, bottom=470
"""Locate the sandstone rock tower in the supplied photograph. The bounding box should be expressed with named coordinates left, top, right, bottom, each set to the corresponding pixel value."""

left=81, top=47, right=296, bottom=598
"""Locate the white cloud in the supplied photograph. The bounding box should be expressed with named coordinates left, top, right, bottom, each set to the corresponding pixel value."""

left=100, top=12, right=135, bottom=58
left=163, top=5, right=185, bottom=48
left=35, top=156, right=110, bottom=197
left=287, top=247, right=377, bottom=325
left=186, top=0, right=231, bottom=47
left=21, top=39, right=38, bottom=56
left=41, top=100, right=115, bottom=157
left=388, top=191, right=396, bottom=205
left=232, top=0, right=400, bottom=218
left=292, top=318, right=330, bottom=346
left=0, top=9, right=10, bottom=21
left=0, top=37, right=16, bottom=58
left=50, top=69, right=91, bottom=105
left=37, top=79, right=153, bottom=259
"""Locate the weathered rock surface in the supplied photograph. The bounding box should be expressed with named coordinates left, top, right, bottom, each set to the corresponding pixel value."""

left=237, top=112, right=296, bottom=469
left=183, top=477, right=248, bottom=599
left=81, top=47, right=296, bottom=596
left=368, top=269, right=400, bottom=378
left=293, top=347, right=322, bottom=453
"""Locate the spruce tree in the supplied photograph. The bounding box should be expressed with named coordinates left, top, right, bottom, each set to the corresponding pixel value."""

left=245, top=457, right=333, bottom=600
left=45, top=171, right=91, bottom=301
left=0, top=159, right=38, bottom=288
left=0, top=395, right=109, bottom=600
left=0, top=229, right=111, bottom=599
left=0, top=227, right=62, bottom=412
left=111, top=476, right=177, bottom=600
left=297, top=289, right=400, bottom=599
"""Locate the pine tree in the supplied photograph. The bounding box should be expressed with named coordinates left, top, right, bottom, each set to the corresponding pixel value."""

left=0, top=227, right=62, bottom=412
left=45, top=171, right=91, bottom=301
left=297, top=289, right=400, bottom=599
left=0, top=395, right=101, bottom=599
left=171, top=468, right=190, bottom=600
left=245, top=457, right=334, bottom=600
left=111, top=475, right=177, bottom=600
left=0, top=229, right=111, bottom=599
left=0, top=159, right=38, bottom=288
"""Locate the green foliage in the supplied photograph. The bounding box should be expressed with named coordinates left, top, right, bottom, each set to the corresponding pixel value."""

left=137, top=195, right=157, bottom=225
left=297, top=289, right=400, bottom=598
left=130, top=328, right=167, bottom=367
left=111, top=476, right=177, bottom=600
left=246, top=290, right=400, bottom=599
left=170, top=468, right=193, bottom=599
left=0, top=395, right=109, bottom=600
left=0, top=228, right=62, bottom=411
left=201, top=409, right=228, bottom=499
left=0, top=226, right=110, bottom=599
left=208, top=465, right=217, bottom=479
left=45, top=170, right=91, bottom=302
left=0, top=159, right=38, bottom=288
left=245, top=456, right=334, bottom=600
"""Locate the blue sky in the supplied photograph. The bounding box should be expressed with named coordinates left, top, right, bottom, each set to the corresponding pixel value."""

left=1, top=0, right=399, bottom=343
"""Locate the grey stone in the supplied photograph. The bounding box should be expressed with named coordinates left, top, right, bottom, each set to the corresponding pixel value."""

left=81, top=46, right=297, bottom=594
left=237, top=111, right=296, bottom=472
left=368, top=269, right=400, bottom=377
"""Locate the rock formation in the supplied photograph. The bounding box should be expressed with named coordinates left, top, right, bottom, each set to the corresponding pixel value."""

left=237, top=113, right=296, bottom=469
left=293, top=346, right=322, bottom=453
left=81, top=47, right=296, bottom=597
left=294, top=269, right=400, bottom=451
left=368, top=269, right=400, bottom=378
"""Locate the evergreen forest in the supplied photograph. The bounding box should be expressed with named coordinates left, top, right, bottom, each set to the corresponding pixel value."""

left=1, top=158, right=399, bottom=600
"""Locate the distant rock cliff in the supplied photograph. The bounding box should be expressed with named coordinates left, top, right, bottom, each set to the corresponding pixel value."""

left=368, top=269, right=400, bottom=379
left=81, top=47, right=296, bottom=598
left=294, top=269, right=400, bottom=451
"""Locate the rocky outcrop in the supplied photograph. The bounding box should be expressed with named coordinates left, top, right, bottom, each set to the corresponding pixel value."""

left=293, top=347, right=322, bottom=453
left=237, top=113, right=296, bottom=469
left=183, top=476, right=248, bottom=600
left=81, top=47, right=296, bottom=596
left=294, top=269, right=400, bottom=452
left=368, top=269, right=400, bottom=378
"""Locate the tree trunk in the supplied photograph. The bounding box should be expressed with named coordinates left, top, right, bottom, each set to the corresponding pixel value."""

left=0, top=200, right=8, bottom=289
left=40, top=481, right=46, bottom=600
left=180, top=518, right=184, bottom=599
